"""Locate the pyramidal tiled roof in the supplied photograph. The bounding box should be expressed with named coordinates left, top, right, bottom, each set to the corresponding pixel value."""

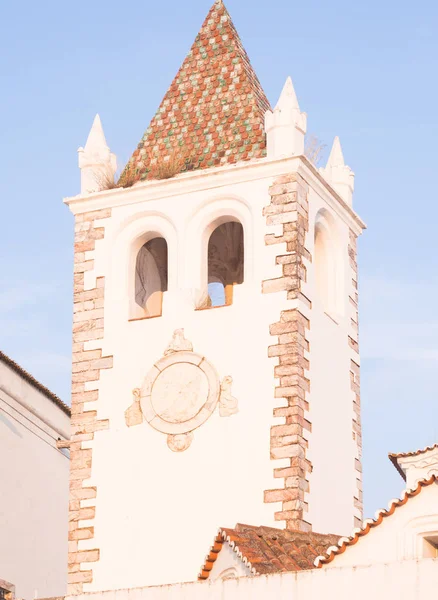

left=128, top=0, right=271, bottom=181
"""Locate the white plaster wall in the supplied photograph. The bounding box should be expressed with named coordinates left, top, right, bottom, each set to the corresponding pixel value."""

left=66, top=559, right=438, bottom=600
left=0, top=361, right=70, bottom=600
left=208, top=545, right=253, bottom=581
left=324, top=481, right=438, bottom=567
left=398, top=449, right=438, bottom=489
left=304, top=186, right=359, bottom=536
left=78, top=167, right=285, bottom=591
left=66, top=156, right=364, bottom=591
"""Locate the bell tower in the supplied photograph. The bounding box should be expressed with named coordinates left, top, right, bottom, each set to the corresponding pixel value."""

left=65, top=0, right=365, bottom=595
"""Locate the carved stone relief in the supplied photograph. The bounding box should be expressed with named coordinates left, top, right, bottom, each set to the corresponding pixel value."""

left=219, top=376, right=239, bottom=417
left=125, top=388, right=143, bottom=427
left=125, top=329, right=238, bottom=451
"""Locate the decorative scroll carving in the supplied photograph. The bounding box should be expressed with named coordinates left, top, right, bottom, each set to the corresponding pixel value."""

left=167, top=433, right=194, bottom=453
left=125, top=388, right=143, bottom=427
left=219, top=376, right=239, bottom=417
left=165, top=329, right=193, bottom=355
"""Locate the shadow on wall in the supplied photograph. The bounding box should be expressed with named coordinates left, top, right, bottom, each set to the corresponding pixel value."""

left=0, top=412, right=23, bottom=437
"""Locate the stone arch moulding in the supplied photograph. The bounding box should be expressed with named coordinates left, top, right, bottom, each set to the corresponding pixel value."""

left=313, top=207, right=344, bottom=319
left=218, top=567, right=239, bottom=581
left=109, top=212, right=178, bottom=321
left=185, top=196, right=253, bottom=308
left=401, top=515, right=438, bottom=560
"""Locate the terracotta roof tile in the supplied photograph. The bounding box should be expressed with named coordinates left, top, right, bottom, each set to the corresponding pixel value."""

left=0, top=350, right=70, bottom=416
left=199, top=524, right=339, bottom=580
left=389, top=444, right=438, bottom=480
left=126, top=0, right=270, bottom=182
left=314, top=475, right=438, bottom=567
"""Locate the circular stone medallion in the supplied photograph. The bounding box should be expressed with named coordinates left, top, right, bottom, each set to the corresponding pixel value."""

left=152, top=363, right=209, bottom=424
left=140, top=351, right=220, bottom=436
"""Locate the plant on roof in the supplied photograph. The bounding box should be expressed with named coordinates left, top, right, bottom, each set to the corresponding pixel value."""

left=146, top=148, right=197, bottom=181
left=94, top=166, right=119, bottom=191
left=94, top=150, right=198, bottom=191
left=118, top=162, right=140, bottom=188
left=304, top=134, right=327, bottom=167
left=94, top=162, right=140, bottom=191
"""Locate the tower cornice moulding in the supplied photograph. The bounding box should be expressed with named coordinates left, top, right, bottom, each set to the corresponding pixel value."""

left=298, top=158, right=366, bottom=236
left=65, top=155, right=365, bottom=235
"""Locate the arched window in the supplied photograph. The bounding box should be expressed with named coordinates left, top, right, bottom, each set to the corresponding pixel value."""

left=134, top=237, right=168, bottom=318
left=206, top=221, right=244, bottom=308
left=314, top=224, right=331, bottom=310
left=314, top=211, right=341, bottom=317
left=219, top=567, right=239, bottom=581
left=422, top=535, right=438, bottom=558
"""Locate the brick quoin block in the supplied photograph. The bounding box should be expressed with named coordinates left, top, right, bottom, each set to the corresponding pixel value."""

left=68, top=209, right=113, bottom=595
left=349, top=229, right=363, bottom=527
left=263, top=173, right=312, bottom=533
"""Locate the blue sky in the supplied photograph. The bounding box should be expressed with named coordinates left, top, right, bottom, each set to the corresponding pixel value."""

left=1, top=0, right=437, bottom=518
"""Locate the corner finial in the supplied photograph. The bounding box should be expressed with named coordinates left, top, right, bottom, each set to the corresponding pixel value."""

left=320, top=136, right=354, bottom=206
left=275, top=76, right=300, bottom=112
left=83, top=114, right=108, bottom=155
left=265, top=75, right=307, bottom=159
left=326, top=136, right=345, bottom=168
left=78, top=114, right=117, bottom=195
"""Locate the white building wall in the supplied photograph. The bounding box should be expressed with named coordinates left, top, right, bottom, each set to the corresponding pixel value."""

left=397, top=448, right=438, bottom=489
left=0, top=360, right=70, bottom=600
left=324, top=482, right=438, bottom=568
left=305, top=185, right=359, bottom=536
left=75, top=166, right=284, bottom=592
left=65, top=559, right=438, bottom=600
left=208, top=545, right=253, bottom=582
left=66, top=156, right=364, bottom=591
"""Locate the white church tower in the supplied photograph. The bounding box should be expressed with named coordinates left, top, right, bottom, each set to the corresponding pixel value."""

left=65, top=0, right=365, bottom=594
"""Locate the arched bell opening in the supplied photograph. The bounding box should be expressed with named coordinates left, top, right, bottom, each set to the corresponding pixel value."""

left=134, top=237, right=168, bottom=318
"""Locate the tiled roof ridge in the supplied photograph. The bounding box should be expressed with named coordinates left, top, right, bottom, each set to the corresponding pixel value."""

left=314, top=474, right=438, bottom=568
left=389, top=444, right=438, bottom=480
left=126, top=0, right=271, bottom=181
left=199, top=523, right=340, bottom=580
left=0, top=350, right=70, bottom=416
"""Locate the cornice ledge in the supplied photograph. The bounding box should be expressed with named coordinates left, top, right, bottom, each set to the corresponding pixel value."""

left=297, top=156, right=366, bottom=235
left=63, top=156, right=304, bottom=215
left=64, top=155, right=366, bottom=237
left=399, top=449, right=438, bottom=468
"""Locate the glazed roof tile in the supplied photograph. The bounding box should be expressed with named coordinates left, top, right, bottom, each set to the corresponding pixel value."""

left=199, top=523, right=339, bottom=580
left=127, top=0, right=270, bottom=181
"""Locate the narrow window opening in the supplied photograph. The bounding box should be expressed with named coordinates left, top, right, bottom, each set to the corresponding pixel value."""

left=314, top=224, right=332, bottom=312
left=207, top=222, right=244, bottom=308
left=135, top=237, right=168, bottom=318
left=423, top=535, right=438, bottom=558
left=0, top=582, right=14, bottom=600
left=208, top=280, right=226, bottom=307
left=314, top=212, right=343, bottom=318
